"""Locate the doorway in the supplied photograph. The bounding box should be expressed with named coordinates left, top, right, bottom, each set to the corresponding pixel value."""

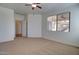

left=16, top=20, right=22, bottom=37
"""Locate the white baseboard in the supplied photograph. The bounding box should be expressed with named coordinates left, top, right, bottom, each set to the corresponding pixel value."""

left=0, top=38, right=14, bottom=43
left=43, top=36, right=79, bottom=48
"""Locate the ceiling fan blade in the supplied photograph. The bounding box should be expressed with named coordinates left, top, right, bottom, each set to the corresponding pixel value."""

left=33, top=3, right=40, bottom=4
left=25, top=4, right=31, bottom=6
left=36, top=5, right=42, bottom=9
left=36, top=3, right=40, bottom=4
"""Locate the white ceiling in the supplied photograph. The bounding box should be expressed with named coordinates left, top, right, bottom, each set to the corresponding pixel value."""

left=0, top=3, right=76, bottom=14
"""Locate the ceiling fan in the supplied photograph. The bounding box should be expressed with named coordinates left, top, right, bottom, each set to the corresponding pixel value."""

left=25, top=3, right=42, bottom=10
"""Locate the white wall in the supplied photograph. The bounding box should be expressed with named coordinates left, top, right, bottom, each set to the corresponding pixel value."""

left=22, top=15, right=27, bottom=37
left=0, top=7, right=15, bottom=42
left=28, top=14, right=42, bottom=37
left=14, top=14, right=24, bottom=21
left=42, top=5, right=79, bottom=47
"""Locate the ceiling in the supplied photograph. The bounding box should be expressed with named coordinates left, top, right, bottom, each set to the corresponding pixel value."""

left=0, top=3, right=76, bottom=15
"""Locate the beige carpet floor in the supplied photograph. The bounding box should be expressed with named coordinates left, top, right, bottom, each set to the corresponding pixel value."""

left=0, top=37, right=79, bottom=55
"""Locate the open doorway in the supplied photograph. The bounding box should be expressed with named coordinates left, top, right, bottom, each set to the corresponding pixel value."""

left=16, top=20, right=22, bottom=37
left=15, top=14, right=27, bottom=38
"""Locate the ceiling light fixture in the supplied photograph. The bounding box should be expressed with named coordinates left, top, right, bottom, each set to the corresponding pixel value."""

left=32, top=4, right=36, bottom=7
left=25, top=3, right=42, bottom=10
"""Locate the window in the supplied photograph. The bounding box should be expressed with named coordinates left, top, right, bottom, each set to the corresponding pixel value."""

left=47, top=15, right=57, bottom=31
left=47, top=12, right=70, bottom=32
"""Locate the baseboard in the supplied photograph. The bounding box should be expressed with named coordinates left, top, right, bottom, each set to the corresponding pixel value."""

left=15, top=36, right=43, bottom=39
left=0, top=38, right=14, bottom=43
left=27, top=37, right=43, bottom=39
left=42, top=37, right=79, bottom=48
